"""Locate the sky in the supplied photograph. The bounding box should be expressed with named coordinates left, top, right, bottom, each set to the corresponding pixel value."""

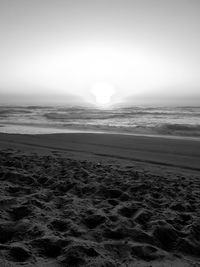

left=0, top=0, right=200, bottom=106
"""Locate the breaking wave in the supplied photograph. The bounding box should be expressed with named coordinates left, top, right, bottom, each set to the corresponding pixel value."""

left=156, top=124, right=200, bottom=137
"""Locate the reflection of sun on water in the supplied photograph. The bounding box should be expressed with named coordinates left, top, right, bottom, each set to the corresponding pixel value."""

left=91, top=82, right=115, bottom=106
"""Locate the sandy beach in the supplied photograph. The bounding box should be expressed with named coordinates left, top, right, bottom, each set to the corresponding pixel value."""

left=0, top=132, right=200, bottom=266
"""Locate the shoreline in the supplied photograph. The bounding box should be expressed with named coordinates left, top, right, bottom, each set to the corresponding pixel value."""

left=0, top=132, right=200, bottom=172
left=1, top=124, right=200, bottom=142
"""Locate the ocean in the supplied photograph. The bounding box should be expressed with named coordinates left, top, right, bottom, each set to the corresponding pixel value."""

left=0, top=105, right=200, bottom=139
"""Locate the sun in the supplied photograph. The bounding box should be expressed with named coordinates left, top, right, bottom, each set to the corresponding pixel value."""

left=91, top=82, right=115, bottom=106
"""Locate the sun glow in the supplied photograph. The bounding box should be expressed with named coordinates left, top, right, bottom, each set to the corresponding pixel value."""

left=91, top=82, right=115, bottom=106
left=11, top=42, right=183, bottom=104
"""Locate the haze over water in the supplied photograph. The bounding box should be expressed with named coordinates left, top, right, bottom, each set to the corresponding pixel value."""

left=1, top=0, right=200, bottom=107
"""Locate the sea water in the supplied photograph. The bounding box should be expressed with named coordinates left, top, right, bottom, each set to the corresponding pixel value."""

left=0, top=105, right=200, bottom=139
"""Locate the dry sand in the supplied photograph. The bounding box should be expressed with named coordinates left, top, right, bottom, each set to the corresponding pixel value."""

left=0, top=133, right=199, bottom=266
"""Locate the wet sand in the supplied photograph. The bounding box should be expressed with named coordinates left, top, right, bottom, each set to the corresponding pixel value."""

left=0, top=133, right=200, bottom=266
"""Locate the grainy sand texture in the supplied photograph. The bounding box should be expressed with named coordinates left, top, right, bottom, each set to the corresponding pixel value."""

left=0, top=133, right=200, bottom=266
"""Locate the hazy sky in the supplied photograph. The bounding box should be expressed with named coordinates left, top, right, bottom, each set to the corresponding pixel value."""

left=0, top=0, right=200, bottom=105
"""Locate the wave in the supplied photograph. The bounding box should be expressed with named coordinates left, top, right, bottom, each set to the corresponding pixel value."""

left=43, top=111, right=127, bottom=120
left=0, top=105, right=200, bottom=138
left=155, top=124, right=200, bottom=137
left=43, top=110, right=200, bottom=121
left=1, top=105, right=200, bottom=120
left=0, top=107, right=32, bottom=117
